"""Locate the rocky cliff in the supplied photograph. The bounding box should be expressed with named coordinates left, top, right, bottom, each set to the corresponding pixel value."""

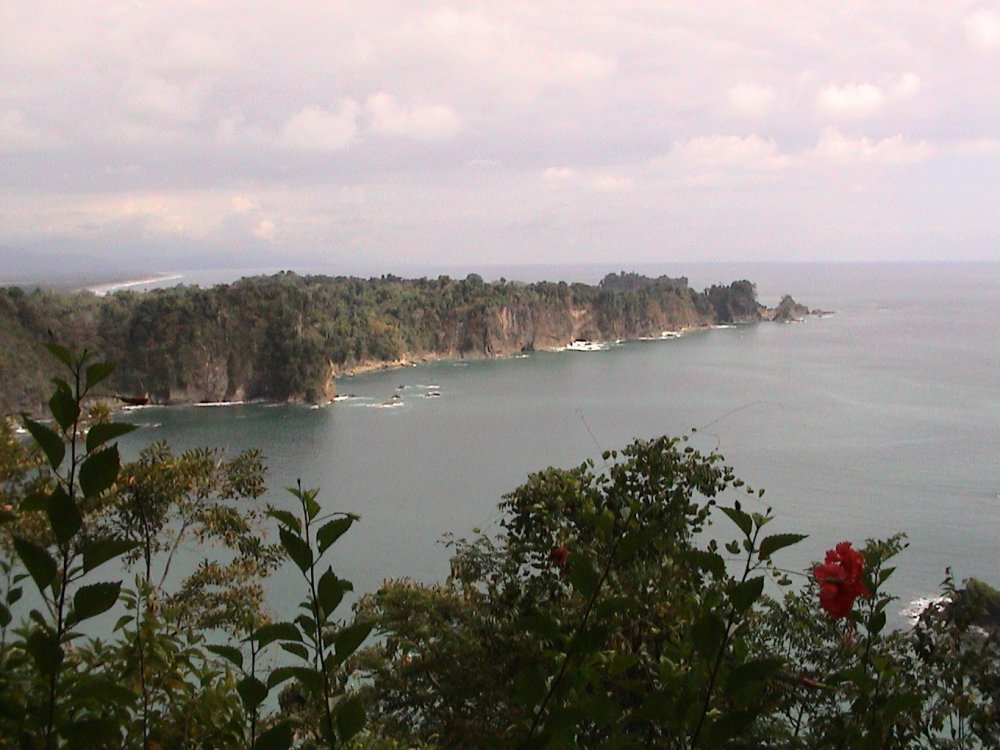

left=0, top=272, right=800, bottom=413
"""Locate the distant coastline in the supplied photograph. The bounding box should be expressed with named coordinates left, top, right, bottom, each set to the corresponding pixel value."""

left=1, top=270, right=809, bottom=416
left=85, top=273, right=185, bottom=296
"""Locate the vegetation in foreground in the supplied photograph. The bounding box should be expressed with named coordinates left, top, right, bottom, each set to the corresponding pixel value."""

left=2, top=344, right=998, bottom=749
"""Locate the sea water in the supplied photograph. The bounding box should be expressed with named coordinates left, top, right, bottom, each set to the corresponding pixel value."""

left=116, top=262, right=1000, bottom=622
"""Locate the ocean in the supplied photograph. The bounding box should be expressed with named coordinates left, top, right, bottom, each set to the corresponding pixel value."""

left=115, top=261, right=1000, bottom=622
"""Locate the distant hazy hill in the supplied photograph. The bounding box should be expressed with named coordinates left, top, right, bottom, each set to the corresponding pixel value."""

left=0, top=271, right=777, bottom=414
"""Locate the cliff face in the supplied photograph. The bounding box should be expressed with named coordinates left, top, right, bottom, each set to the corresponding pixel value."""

left=0, top=272, right=783, bottom=412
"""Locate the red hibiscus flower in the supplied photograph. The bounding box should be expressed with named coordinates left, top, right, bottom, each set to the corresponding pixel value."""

left=813, top=541, right=870, bottom=618
left=549, top=543, right=568, bottom=571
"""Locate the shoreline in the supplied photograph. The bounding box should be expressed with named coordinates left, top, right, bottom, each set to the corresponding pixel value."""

left=84, top=273, right=184, bottom=296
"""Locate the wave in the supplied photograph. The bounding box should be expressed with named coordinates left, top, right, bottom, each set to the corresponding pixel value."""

left=86, top=273, right=184, bottom=296
left=900, top=594, right=950, bottom=626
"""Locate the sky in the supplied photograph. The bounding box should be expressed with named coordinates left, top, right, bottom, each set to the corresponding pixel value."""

left=1, top=1, right=998, bottom=279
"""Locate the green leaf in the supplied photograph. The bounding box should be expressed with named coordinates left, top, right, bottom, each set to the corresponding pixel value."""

left=868, top=609, right=887, bottom=636
left=702, top=709, right=756, bottom=747
left=84, top=361, right=116, bottom=391
left=883, top=692, right=923, bottom=720
left=334, top=620, right=373, bottom=662
left=522, top=612, right=561, bottom=641
left=21, top=416, right=65, bottom=470
left=568, top=556, right=601, bottom=598
left=513, top=665, right=547, bottom=706
left=206, top=644, right=244, bottom=670
left=21, top=491, right=48, bottom=512
left=721, top=506, right=752, bottom=539
left=46, top=485, right=82, bottom=546
left=73, top=581, right=122, bottom=621
left=316, top=516, right=354, bottom=555
left=267, top=666, right=323, bottom=695
left=336, top=694, right=365, bottom=743
left=729, top=576, right=765, bottom=613
left=728, top=658, right=784, bottom=692
left=236, top=675, right=268, bottom=711
left=85, top=422, right=137, bottom=453
left=27, top=628, right=63, bottom=675
left=683, top=549, right=726, bottom=580
left=78, top=445, right=120, bottom=498
left=256, top=722, right=293, bottom=750
left=758, top=533, right=808, bottom=561
left=0, top=602, right=10, bottom=628
left=279, top=527, right=312, bottom=572
left=692, top=612, right=725, bottom=658
left=302, top=491, right=321, bottom=521
left=266, top=508, right=301, bottom=533
left=48, top=382, right=79, bottom=431
left=280, top=642, right=309, bottom=660
left=83, top=538, right=141, bottom=573
left=43, top=342, right=74, bottom=368
left=317, top=568, right=349, bottom=618
left=13, top=536, right=57, bottom=591
left=254, top=621, right=302, bottom=647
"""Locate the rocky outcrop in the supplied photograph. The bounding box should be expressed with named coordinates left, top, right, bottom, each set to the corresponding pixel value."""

left=0, top=272, right=807, bottom=413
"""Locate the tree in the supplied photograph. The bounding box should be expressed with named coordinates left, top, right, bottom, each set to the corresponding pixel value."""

left=359, top=435, right=804, bottom=748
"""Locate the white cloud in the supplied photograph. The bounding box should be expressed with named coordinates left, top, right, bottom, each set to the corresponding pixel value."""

left=587, top=173, right=633, bottom=193
left=965, top=9, right=1000, bottom=51
left=365, top=92, right=461, bottom=140
left=895, top=72, right=922, bottom=98
left=818, top=82, right=885, bottom=119
left=727, top=84, right=776, bottom=117
left=807, top=128, right=931, bottom=165
left=951, top=138, right=1000, bottom=155
left=280, top=102, right=360, bottom=151
left=413, top=7, right=618, bottom=93
left=231, top=195, right=256, bottom=213
left=666, top=134, right=788, bottom=170
left=124, top=75, right=210, bottom=125
left=253, top=219, right=276, bottom=240
left=466, top=158, right=501, bottom=168
left=543, top=166, right=576, bottom=180
left=0, top=110, right=59, bottom=152
left=215, top=114, right=268, bottom=147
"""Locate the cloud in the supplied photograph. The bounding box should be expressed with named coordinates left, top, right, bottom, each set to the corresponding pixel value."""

left=280, top=102, right=361, bottom=151
left=231, top=195, right=256, bottom=213
left=817, top=82, right=885, bottom=119
left=412, top=7, right=618, bottom=94
left=895, top=72, right=922, bottom=98
left=727, top=84, right=776, bottom=117
left=124, top=75, right=211, bottom=125
left=466, top=158, right=501, bottom=168
left=0, top=110, right=59, bottom=152
left=366, top=92, right=461, bottom=140
left=253, top=219, right=276, bottom=240
left=951, top=138, right=1000, bottom=155
left=807, top=128, right=931, bottom=165
left=665, top=134, right=788, bottom=170
left=543, top=166, right=576, bottom=180
left=965, top=8, right=1000, bottom=51
left=587, top=173, right=633, bottom=193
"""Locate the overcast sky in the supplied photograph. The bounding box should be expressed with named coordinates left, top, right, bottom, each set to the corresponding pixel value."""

left=1, top=1, right=998, bottom=277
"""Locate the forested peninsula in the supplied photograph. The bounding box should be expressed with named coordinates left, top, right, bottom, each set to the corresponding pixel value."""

left=0, top=271, right=811, bottom=414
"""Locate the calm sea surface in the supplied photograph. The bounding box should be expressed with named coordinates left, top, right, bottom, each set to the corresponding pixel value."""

left=117, top=262, right=1000, bottom=620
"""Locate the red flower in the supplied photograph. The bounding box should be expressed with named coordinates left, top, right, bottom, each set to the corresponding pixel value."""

left=813, top=541, right=870, bottom=618
left=549, top=544, right=568, bottom=571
